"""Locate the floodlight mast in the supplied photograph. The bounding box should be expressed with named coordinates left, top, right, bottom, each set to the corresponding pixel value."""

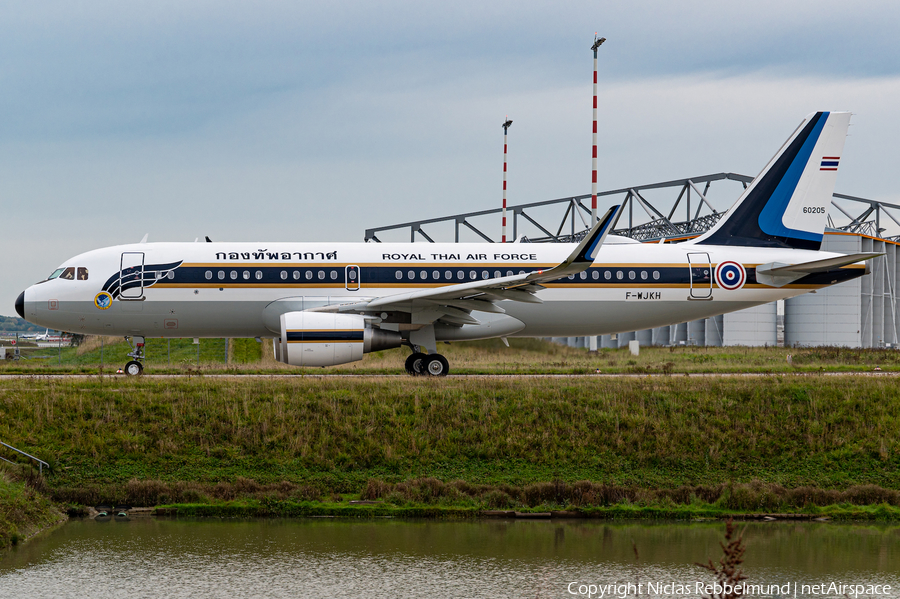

left=591, top=34, right=606, bottom=227
left=502, top=118, right=513, bottom=242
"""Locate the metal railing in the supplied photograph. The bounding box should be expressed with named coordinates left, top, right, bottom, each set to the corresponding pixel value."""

left=0, top=440, right=49, bottom=475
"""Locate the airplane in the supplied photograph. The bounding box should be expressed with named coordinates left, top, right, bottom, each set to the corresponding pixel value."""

left=19, top=328, right=49, bottom=340
left=15, top=111, right=880, bottom=376
left=18, top=328, right=65, bottom=342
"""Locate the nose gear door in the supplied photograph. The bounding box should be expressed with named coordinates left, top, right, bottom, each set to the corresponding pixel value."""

left=119, top=252, right=145, bottom=299
left=687, top=252, right=712, bottom=299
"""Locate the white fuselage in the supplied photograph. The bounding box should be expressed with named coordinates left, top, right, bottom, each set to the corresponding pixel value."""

left=20, top=240, right=862, bottom=341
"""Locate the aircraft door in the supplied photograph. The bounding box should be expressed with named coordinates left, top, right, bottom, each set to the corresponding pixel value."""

left=687, top=252, right=712, bottom=299
left=119, top=252, right=145, bottom=299
left=345, top=265, right=360, bottom=291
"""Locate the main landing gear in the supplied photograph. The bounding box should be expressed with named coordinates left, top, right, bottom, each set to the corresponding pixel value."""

left=123, top=336, right=145, bottom=376
left=404, top=349, right=449, bottom=377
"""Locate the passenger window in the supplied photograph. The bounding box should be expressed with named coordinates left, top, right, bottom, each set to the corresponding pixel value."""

left=330, top=270, right=337, bottom=280
left=457, top=270, right=464, bottom=280
left=318, top=270, right=325, bottom=280
left=592, top=271, right=599, bottom=280
left=280, top=271, right=288, bottom=280
left=77, top=267, right=89, bottom=281
left=420, top=270, right=428, bottom=279
left=396, top=271, right=403, bottom=280
left=580, top=272, right=587, bottom=280
left=205, top=271, right=213, bottom=280
left=256, top=271, right=263, bottom=280
left=61, top=267, right=75, bottom=280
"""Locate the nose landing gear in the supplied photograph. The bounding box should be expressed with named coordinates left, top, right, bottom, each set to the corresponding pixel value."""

left=122, top=336, right=145, bottom=376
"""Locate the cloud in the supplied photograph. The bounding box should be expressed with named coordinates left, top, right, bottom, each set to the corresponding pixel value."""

left=2, top=0, right=899, bottom=311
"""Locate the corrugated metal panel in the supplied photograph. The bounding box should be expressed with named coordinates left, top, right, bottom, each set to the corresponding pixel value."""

left=705, top=315, right=724, bottom=346
left=723, top=303, right=776, bottom=346
left=785, top=234, right=863, bottom=347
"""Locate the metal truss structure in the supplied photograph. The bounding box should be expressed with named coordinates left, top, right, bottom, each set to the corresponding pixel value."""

left=829, top=193, right=900, bottom=241
left=365, top=172, right=899, bottom=245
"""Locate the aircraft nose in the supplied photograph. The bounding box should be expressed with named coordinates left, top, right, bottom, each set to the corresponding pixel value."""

left=15, top=290, right=25, bottom=319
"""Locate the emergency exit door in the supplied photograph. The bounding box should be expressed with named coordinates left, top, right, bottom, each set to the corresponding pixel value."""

left=687, top=252, right=712, bottom=299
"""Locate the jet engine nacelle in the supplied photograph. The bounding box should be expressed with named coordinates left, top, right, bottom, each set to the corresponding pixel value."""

left=277, top=311, right=402, bottom=367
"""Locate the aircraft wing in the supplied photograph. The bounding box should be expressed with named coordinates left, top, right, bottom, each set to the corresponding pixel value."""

left=315, top=205, right=620, bottom=325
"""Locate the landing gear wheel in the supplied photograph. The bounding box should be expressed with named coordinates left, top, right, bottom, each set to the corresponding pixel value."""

left=405, top=352, right=427, bottom=376
left=424, top=354, right=449, bottom=377
left=124, top=360, right=144, bottom=376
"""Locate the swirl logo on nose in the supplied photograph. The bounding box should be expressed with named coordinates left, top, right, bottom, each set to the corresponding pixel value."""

left=94, top=292, right=113, bottom=310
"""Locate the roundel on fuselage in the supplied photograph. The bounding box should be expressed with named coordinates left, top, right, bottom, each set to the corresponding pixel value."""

left=714, top=261, right=746, bottom=291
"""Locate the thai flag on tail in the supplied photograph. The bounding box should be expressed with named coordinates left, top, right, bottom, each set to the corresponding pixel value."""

left=820, top=156, right=840, bottom=171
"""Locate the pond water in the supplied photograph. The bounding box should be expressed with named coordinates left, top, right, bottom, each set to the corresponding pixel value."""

left=0, top=518, right=898, bottom=598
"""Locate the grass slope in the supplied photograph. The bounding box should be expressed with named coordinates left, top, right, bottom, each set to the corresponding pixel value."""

left=0, top=474, right=64, bottom=549
left=0, top=376, right=898, bottom=513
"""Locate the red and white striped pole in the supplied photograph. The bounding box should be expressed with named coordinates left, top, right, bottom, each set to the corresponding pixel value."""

left=502, top=117, right=512, bottom=242
left=591, top=35, right=606, bottom=226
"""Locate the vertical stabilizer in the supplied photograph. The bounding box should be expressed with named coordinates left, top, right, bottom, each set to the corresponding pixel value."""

left=695, top=111, right=850, bottom=250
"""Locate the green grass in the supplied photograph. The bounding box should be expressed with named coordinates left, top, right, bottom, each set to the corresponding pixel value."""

left=4, top=337, right=900, bottom=375
left=230, top=338, right=262, bottom=364
left=0, top=375, right=898, bottom=517
left=0, top=473, right=63, bottom=549
left=1, top=336, right=228, bottom=372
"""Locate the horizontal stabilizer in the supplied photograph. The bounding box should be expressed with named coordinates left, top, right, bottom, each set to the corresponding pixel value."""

left=755, top=252, right=880, bottom=287
left=760, top=252, right=881, bottom=275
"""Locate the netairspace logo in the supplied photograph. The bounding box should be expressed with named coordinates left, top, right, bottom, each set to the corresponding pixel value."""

left=566, top=580, right=893, bottom=598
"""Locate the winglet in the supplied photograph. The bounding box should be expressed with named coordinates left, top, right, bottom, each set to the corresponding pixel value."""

left=526, top=204, right=620, bottom=282
left=576, top=204, right=620, bottom=263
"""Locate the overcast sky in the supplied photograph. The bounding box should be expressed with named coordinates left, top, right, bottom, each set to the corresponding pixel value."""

left=2, top=0, right=899, bottom=314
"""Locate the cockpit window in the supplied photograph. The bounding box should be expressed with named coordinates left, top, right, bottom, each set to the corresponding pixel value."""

left=77, top=267, right=89, bottom=281
left=60, top=267, right=76, bottom=280
left=47, top=268, right=64, bottom=280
